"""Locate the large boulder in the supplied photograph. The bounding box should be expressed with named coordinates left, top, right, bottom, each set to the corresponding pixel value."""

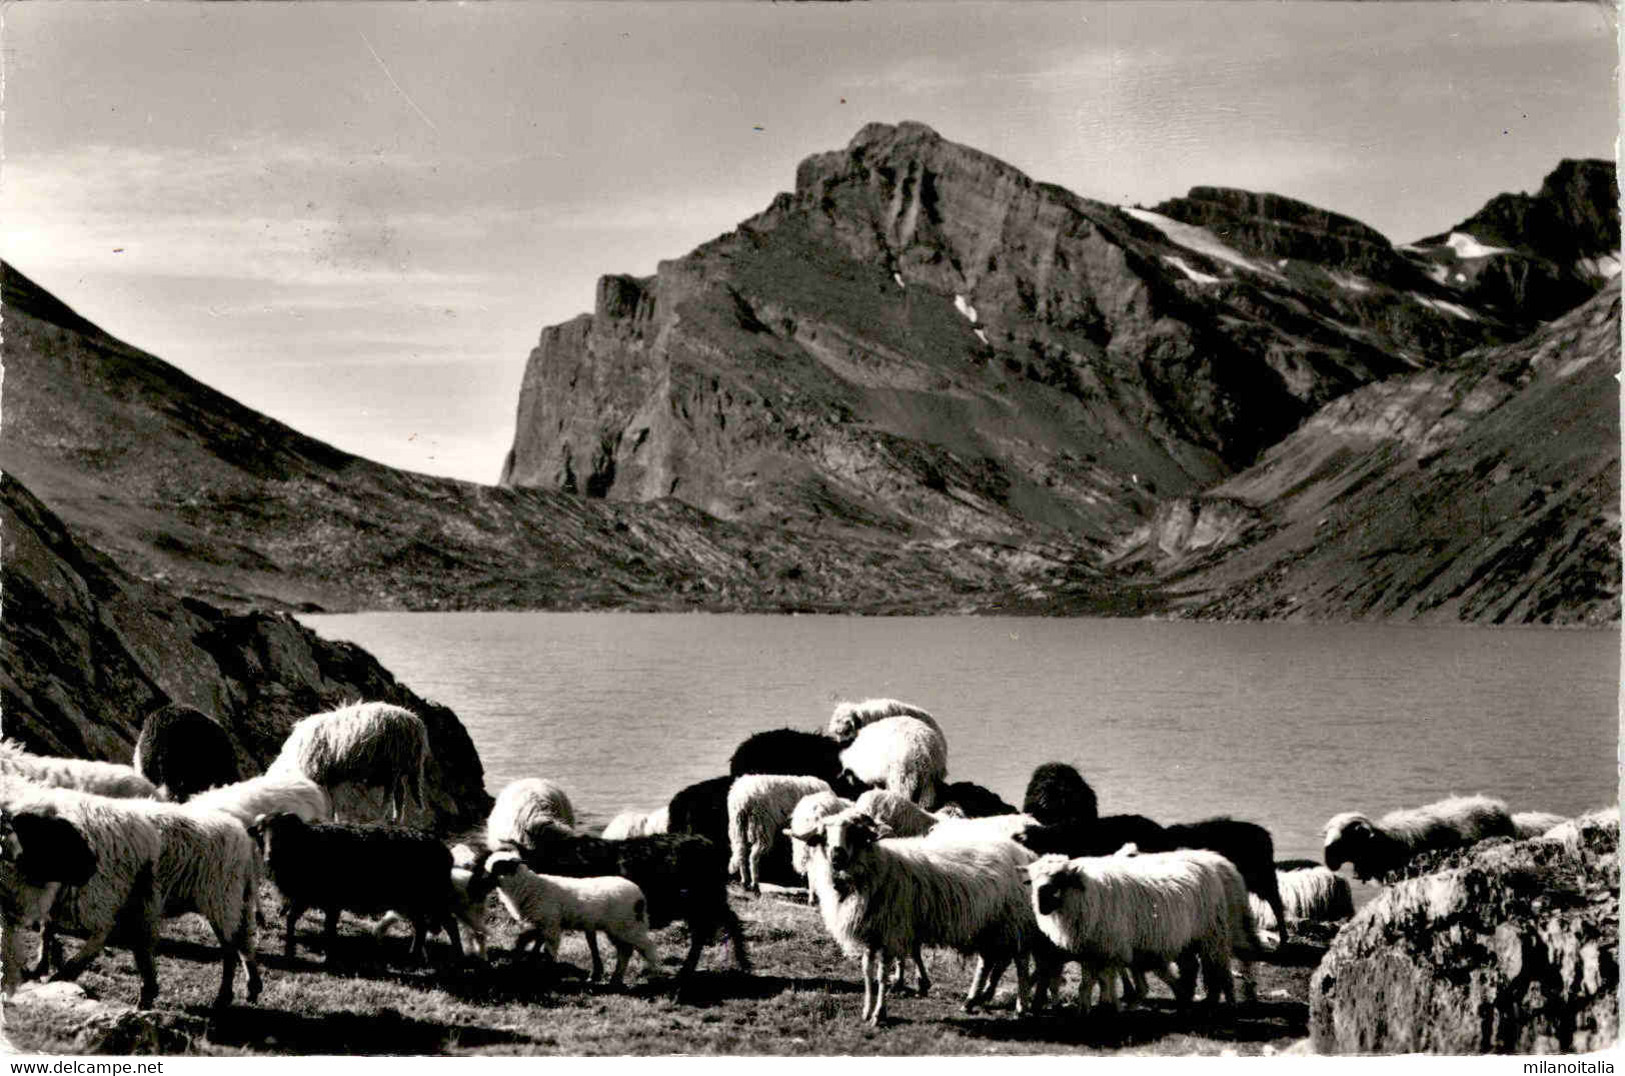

left=1309, top=811, right=1618, bottom=1054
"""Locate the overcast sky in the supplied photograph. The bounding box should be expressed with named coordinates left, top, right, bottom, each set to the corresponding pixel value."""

left=2, top=2, right=1616, bottom=484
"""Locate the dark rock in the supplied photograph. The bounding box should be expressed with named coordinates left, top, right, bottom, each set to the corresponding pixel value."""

left=0, top=472, right=491, bottom=832
left=1309, top=815, right=1618, bottom=1054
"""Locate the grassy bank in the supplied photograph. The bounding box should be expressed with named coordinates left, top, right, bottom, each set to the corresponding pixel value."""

left=3, top=883, right=1323, bottom=1056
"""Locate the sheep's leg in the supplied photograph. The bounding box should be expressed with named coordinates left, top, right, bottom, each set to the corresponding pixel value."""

left=608, top=941, right=632, bottom=988
left=1098, top=965, right=1121, bottom=1013
left=964, top=956, right=989, bottom=1011
left=284, top=902, right=306, bottom=959
left=719, top=903, right=751, bottom=973
left=746, top=844, right=765, bottom=895
left=912, top=945, right=930, bottom=997
left=49, top=925, right=116, bottom=984
left=131, top=923, right=160, bottom=1011
left=1170, top=951, right=1200, bottom=1006
left=441, top=912, right=464, bottom=960
left=676, top=927, right=705, bottom=982
left=237, top=915, right=262, bottom=1004
left=1, top=921, right=21, bottom=997
left=584, top=930, right=604, bottom=981
left=1013, top=950, right=1032, bottom=1017
left=322, top=906, right=342, bottom=961
left=372, top=911, right=401, bottom=941
left=410, top=917, right=431, bottom=964
left=28, top=922, right=57, bottom=979
left=210, top=922, right=238, bottom=1011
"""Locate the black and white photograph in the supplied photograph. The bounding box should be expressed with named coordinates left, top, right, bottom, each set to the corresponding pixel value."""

left=0, top=0, right=1617, bottom=1059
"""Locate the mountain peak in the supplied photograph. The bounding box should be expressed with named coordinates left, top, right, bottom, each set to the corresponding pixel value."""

left=847, top=120, right=944, bottom=151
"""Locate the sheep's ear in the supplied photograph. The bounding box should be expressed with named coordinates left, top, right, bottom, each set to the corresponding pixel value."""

left=788, top=826, right=825, bottom=847
left=871, top=821, right=894, bottom=840
left=12, top=812, right=97, bottom=887
left=486, top=855, right=521, bottom=878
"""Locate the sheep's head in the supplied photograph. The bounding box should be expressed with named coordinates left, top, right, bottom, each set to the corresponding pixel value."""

left=827, top=708, right=861, bottom=744
left=1025, top=854, right=1077, bottom=916
left=0, top=807, right=97, bottom=889
left=811, top=810, right=892, bottom=892
left=250, top=811, right=307, bottom=860
left=483, top=851, right=525, bottom=881
left=1323, top=812, right=1377, bottom=874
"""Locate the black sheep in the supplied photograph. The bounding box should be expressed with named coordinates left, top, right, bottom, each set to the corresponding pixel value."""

left=728, top=728, right=846, bottom=784
left=253, top=813, right=461, bottom=962
left=1015, top=813, right=1168, bottom=858
left=1021, top=762, right=1098, bottom=828
left=667, top=775, right=734, bottom=853
left=935, top=780, right=1019, bottom=819
left=519, top=827, right=749, bottom=989
left=134, top=703, right=240, bottom=802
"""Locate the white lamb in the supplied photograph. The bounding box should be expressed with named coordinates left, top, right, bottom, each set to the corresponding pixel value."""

left=789, top=806, right=1041, bottom=1025
left=827, top=699, right=941, bottom=743
left=483, top=851, right=660, bottom=986
left=838, top=717, right=948, bottom=809
left=1323, top=794, right=1516, bottom=880
left=0, top=740, right=156, bottom=799
left=728, top=774, right=832, bottom=891
left=1026, top=849, right=1259, bottom=1013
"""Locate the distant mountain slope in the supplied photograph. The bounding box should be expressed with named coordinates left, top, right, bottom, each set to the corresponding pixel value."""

left=501, top=121, right=1528, bottom=542
left=1120, top=280, right=1621, bottom=624
left=0, top=261, right=1137, bottom=615
left=0, top=471, right=491, bottom=830
left=1400, top=159, right=1620, bottom=323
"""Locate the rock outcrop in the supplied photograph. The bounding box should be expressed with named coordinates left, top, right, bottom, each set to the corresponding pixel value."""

left=501, top=121, right=1513, bottom=542
left=0, top=471, right=491, bottom=831
left=1309, top=812, right=1619, bottom=1054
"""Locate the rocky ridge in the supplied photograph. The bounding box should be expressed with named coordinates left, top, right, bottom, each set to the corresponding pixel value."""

left=501, top=121, right=1525, bottom=544
left=0, top=472, right=492, bottom=831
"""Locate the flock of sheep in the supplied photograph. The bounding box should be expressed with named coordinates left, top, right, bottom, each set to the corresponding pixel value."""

left=0, top=695, right=1601, bottom=1035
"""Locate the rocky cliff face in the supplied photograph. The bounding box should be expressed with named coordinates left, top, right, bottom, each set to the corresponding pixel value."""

left=0, top=472, right=491, bottom=831
left=501, top=122, right=1517, bottom=543
left=1121, top=280, right=1621, bottom=624
left=0, top=261, right=1141, bottom=617
left=1310, top=813, right=1618, bottom=1054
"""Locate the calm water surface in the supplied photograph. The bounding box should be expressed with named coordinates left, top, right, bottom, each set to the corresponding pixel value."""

left=300, top=613, right=1619, bottom=863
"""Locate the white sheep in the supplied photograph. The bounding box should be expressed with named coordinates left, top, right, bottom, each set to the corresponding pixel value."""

left=185, top=772, right=332, bottom=829
left=602, top=810, right=651, bottom=840
left=268, top=702, right=428, bottom=824
left=1511, top=810, right=1568, bottom=839
left=727, top=774, right=832, bottom=891
left=790, top=791, right=855, bottom=902
left=487, top=777, right=577, bottom=855
left=1323, top=794, right=1516, bottom=880
left=483, top=852, right=660, bottom=986
left=600, top=805, right=669, bottom=840
left=790, top=806, right=1041, bottom=1025
left=838, top=716, right=948, bottom=809
left=827, top=698, right=941, bottom=742
left=1026, top=849, right=1258, bottom=1013
left=1248, top=866, right=1354, bottom=933
left=1540, top=805, right=1619, bottom=849
left=133, top=800, right=264, bottom=1009
left=0, top=788, right=164, bottom=1008
left=853, top=789, right=937, bottom=838
left=0, top=740, right=157, bottom=799
left=855, top=789, right=1033, bottom=844
left=929, top=812, right=1039, bottom=845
